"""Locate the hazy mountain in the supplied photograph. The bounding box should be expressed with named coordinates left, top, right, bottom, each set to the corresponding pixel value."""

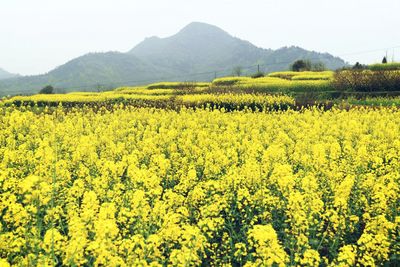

left=129, top=22, right=274, bottom=76
left=45, top=52, right=173, bottom=89
left=129, top=22, right=346, bottom=76
left=0, top=22, right=347, bottom=96
left=0, top=67, right=18, bottom=80
left=0, top=52, right=173, bottom=95
left=263, top=46, right=345, bottom=72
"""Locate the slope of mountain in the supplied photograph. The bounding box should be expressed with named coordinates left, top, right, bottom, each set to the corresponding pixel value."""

left=0, top=67, right=18, bottom=80
left=0, top=22, right=347, bottom=96
left=130, top=22, right=346, bottom=76
left=0, top=52, right=173, bottom=95
left=46, top=52, right=173, bottom=88
left=129, top=22, right=274, bottom=75
left=263, top=46, right=346, bottom=72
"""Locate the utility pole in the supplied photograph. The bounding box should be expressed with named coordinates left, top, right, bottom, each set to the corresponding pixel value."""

left=392, top=49, right=395, bottom=63
left=257, top=64, right=260, bottom=73
left=214, top=71, right=217, bottom=80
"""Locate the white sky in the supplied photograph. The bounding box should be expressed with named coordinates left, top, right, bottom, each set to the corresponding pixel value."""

left=1, top=0, right=400, bottom=75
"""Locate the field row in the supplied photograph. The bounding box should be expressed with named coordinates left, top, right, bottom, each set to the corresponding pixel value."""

left=2, top=93, right=295, bottom=111
left=4, top=69, right=400, bottom=109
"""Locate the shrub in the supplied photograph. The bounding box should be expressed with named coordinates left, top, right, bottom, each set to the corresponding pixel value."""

left=291, top=60, right=312, bottom=72
left=39, top=85, right=54, bottom=94
left=212, top=77, right=249, bottom=86
left=333, top=70, right=400, bottom=92
left=233, top=66, right=243, bottom=77
left=251, top=71, right=265, bottom=78
left=176, top=81, right=197, bottom=92
left=311, top=62, right=327, bottom=71
left=352, top=62, right=368, bottom=70
left=369, top=63, right=400, bottom=71
left=290, top=60, right=326, bottom=72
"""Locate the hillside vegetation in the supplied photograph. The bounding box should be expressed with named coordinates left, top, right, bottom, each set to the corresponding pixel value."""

left=0, top=22, right=346, bottom=96
left=4, top=66, right=400, bottom=110
left=369, top=62, right=400, bottom=71
left=2, top=71, right=332, bottom=109
left=0, top=67, right=18, bottom=80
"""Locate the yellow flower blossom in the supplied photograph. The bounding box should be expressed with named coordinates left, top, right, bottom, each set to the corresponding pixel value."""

left=0, top=105, right=399, bottom=265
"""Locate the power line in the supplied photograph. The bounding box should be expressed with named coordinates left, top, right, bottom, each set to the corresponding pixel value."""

left=337, top=45, right=400, bottom=57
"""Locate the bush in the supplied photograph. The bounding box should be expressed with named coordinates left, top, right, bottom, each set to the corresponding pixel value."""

left=212, top=77, right=249, bottom=86
left=352, top=62, right=367, bottom=70
left=311, top=62, right=326, bottom=71
left=333, top=70, right=400, bottom=92
left=233, top=66, right=243, bottom=77
left=39, top=85, right=54, bottom=94
left=291, top=60, right=312, bottom=72
left=175, top=82, right=197, bottom=91
left=369, top=62, right=400, bottom=71
left=290, top=60, right=326, bottom=72
left=251, top=71, right=265, bottom=78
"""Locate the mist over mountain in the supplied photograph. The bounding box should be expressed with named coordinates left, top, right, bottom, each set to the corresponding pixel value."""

left=129, top=22, right=345, bottom=74
left=0, top=22, right=347, bottom=96
left=129, top=22, right=275, bottom=74
left=0, top=68, right=18, bottom=80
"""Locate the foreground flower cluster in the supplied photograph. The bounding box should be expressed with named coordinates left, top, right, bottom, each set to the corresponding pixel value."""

left=0, top=106, right=399, bottom=266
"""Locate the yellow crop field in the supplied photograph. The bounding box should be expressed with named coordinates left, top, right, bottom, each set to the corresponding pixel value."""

left=2, top=93, right=294, bottom=111
left=146, top=82, right=210, bottom=89
left=0, top=106, right=399, bottom=266
left=212, top=75, right=332, bottom=92
left=114, top=88, right=177, bottom=95
left=3, top=93, right=171, bottom=104
left=268, top=71, right=334, bottom=80
left=175, top=94, right=295, bottom=109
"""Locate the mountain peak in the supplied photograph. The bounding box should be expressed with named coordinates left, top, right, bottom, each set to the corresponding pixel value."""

left=0, top=22, right=347, bottom=95
left=177, top=22, right=228, bottom=36
left=129, top=21, right=235, bottom=58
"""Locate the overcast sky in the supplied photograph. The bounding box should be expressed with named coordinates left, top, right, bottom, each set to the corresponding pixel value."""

left=1, top=0, right=400, bottom=75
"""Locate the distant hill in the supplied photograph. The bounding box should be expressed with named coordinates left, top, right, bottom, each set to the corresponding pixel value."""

left=0, top=67, right=18, bottom=80
left=0, top=22, right=347, bottom=96
left=129, top=22, right=345, bottom=75
left=0, top=53, right=173, bottom=96
left=261, top=46, right=346, bottom=73
left=129, top=22, right=274, bottom=76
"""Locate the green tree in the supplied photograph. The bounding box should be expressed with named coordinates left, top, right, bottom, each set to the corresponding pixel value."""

left=291, top=60, right=312, bottom=72
left=352, top=62, right=365, bottom=70
left=39, top=85, right=54, bottom=94
left=233, top=66, right=243, bottom=77
left=312, top=62, right=326, bottom=71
